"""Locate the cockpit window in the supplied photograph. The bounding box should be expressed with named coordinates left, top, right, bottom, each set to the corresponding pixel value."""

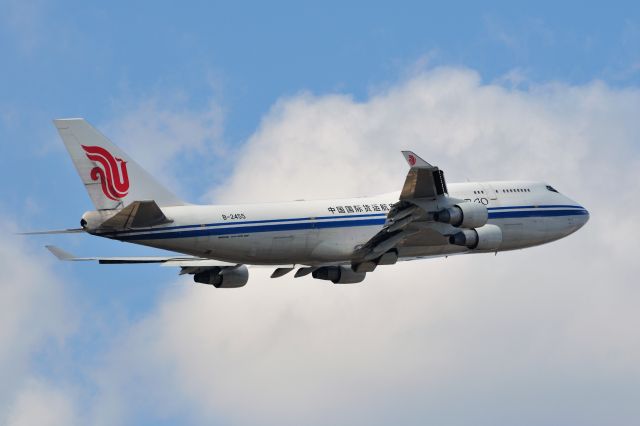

left=546, top=185, right=559, bottom=193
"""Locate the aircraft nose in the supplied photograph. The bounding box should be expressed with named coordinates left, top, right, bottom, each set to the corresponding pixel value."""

left=576, top=205, right=590, bottom=228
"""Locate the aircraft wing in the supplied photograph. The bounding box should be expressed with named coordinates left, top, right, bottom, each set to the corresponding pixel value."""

left=399, top=150, right=448, bottom=200
left=45, top=245, right=296, bottom=277
left=352, top=151, right=453, bottom=267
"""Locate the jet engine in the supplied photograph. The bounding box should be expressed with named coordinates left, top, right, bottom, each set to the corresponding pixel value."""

left=193, top=265, right=249, bottom=288
left=312, top=266, right=366, bottom=284
left=449, top=224, right=502, bottom=250
left=435, top=202, right=488, bottom=229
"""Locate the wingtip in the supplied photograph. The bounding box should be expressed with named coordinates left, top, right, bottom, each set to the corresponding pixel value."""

left=401, top=150, right=433, bottom=168
left=45, top=245, right=75, bottom=261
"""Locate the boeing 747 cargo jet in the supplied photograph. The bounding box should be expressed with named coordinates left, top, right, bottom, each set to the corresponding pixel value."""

left=27, top=119, right=589, bottom=287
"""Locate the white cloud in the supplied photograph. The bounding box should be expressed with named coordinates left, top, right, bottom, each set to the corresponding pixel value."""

left=0, top=224, right=78, bottom=422
left=2, top=66, right=637, bottom=425
left=5, top=378, right=78, bottom=426
left=211, top=68, right=639, bottom=207
left=102, top=95, right=226, bottom=200
left=86, top=67, right=640, bottom=425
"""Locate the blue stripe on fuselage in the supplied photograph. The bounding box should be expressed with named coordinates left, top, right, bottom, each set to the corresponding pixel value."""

left=101, top=212, right=387, bottom=236
left=115, top=218, right=387, bottom=241
left=487, top=204, right=585, bottom=211
left=111, top=206, right=588, bottom=241
left=489, top=209, right=589, bottom=219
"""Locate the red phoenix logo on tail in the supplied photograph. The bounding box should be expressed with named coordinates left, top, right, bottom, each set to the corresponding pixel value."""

left=81, top=145, right=130, bottom=200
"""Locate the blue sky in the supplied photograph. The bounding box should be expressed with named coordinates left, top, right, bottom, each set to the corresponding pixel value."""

left=1, top=1, right=639, bottom=425
left=3, top=1, right=639, bottom=213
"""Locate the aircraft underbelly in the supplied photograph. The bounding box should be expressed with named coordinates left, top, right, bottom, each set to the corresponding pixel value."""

left=149, top=225, right=384, bottom=264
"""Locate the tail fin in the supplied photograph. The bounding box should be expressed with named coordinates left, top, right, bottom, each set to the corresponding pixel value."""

left=54, top=118, right=185, bottom=210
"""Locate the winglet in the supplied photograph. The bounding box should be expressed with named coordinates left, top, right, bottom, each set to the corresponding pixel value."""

left=46, top=245, right=76, bottom=261
left=401, top=151, right=433, bottom=168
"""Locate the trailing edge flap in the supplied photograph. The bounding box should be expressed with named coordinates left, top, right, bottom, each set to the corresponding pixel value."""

left=399, top=151, right=448, bottom=200
left=100, top=200, right=172, bottom=230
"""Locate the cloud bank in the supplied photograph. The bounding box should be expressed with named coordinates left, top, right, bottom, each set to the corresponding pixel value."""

left=3, top=67, right=640, bottom=425
left=92, top=68, right=640, bottom=425
left=0, top=225, right=78, bottom=425
left=102, top=95, right=226, bottom=199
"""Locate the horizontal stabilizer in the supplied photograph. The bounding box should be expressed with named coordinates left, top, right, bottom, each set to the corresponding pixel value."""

left=18, top=228, right=85, bottom=235
left=46, top=245, right=77, bottom=261
left=45, top=245, right=238, bottom=267
left=46, top=245, right=181, bottom=263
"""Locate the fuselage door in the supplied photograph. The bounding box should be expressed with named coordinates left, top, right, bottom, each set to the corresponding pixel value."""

left=482, top=183, right=498, bottom=201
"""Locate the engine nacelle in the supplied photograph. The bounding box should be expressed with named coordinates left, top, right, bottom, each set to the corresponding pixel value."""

left=435, top=202, right=488, bottom=229
left=312, top=266, right=366, bottom=284
left=194, top=265, right=249, bottom=288
left=449, top=224, right=502, bottom=250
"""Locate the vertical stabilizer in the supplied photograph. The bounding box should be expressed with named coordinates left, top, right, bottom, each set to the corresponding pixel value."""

left=54, top=118, right=186, bottom=210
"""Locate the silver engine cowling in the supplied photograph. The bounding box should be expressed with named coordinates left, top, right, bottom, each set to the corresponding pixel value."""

left=194, top=265, right=249, bottom=288
left=80, top=210, right=110, bottom=231
left=449, top=224, right=502, bottom=250
left=312, top=266, right=366, bottom=284
left=435, top=202, right=488, bottom=229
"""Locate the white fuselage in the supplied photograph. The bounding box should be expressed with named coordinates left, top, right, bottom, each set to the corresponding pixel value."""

left=96, top=180, right=589, bottom=266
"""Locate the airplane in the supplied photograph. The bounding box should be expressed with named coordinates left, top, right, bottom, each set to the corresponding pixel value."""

left=25, top=118, right=589, bottom=287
